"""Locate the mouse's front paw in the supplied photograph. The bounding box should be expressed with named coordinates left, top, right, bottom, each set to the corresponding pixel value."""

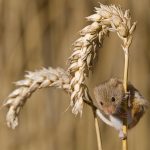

left=123, top=91, right=131, bottom=107
left=123, top=92, right=130, bottom=100
left=119, top=130, right=127, bottom=140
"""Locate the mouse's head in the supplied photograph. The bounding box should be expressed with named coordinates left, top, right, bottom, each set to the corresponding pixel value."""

left=94, top=78, right=125, bottom=115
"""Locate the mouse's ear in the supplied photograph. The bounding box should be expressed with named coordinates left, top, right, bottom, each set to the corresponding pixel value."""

left=109, top=78, right=122, bottom=87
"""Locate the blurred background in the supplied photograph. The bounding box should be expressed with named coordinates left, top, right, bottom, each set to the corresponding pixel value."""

left=0, top=0, right=150, bottom=150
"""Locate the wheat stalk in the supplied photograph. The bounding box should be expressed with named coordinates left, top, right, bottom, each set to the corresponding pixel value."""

left=2, top=3, right=136, bottom=150
left=68, top=4, right=136, bottom=150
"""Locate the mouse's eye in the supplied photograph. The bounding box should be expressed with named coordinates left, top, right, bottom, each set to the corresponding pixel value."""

left=111, top=97, right=116, bottom=102
left=100, top=101, right=103, bottom=106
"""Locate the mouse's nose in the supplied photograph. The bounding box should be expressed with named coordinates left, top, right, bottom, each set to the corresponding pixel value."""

left=106, top=105, right=115, bottom=114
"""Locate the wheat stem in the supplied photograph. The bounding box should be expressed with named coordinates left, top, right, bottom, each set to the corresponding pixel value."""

left=122, top=48, right=129, bottom=150
left=121, top=22, right=136, bottom=149
left=94, top=112, right=103, bottom=150
left=123, top=49, right=129, bottom=92
left=84, top=99, right=102, bottom=150
left=87, top=95, right=103, bottom=150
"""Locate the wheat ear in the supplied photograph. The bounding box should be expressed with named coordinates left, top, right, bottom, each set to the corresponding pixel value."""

left=68, top=3, right=136, bottom=116
left=3, top=67, right=71, bottom=129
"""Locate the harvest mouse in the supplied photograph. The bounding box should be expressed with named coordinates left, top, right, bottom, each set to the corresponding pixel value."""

left=94, top=78, right=149, bottom=139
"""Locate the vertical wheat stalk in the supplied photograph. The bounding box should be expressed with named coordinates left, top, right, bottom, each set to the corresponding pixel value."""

left=122, top=43, right=129, bottom=150
left=122, top=38, right=130, bottom=150
left=121, top=22, right=136, bottom=150
left=94, top=114, right=102, bottom=150
left=87, top=95, right=103, bottom=150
